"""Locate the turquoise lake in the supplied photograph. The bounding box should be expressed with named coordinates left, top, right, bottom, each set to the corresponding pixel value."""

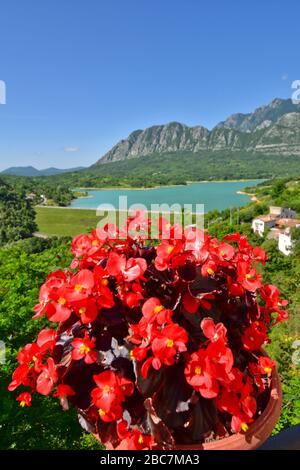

left=70, top=180, right=261, bottom=213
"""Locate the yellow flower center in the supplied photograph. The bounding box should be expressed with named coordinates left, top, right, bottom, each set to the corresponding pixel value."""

left=103, top=385, right=110, bottom=393
left=153, top=305, right=164, bottom=314
left=101, top=279, right=109, bottom=286
left=167, top=245, right=174, bottom=254
left=20, top=401, right=26, bottom=407
left=92, top=240, right=99, bottom=246
left=207, top=267, right=214, bottom=275
left=264, top=367, right=272, bottom=374
left=130, top=350, right=134, bottom=360
left=220, top=250, right=225, bottom=257
left=74, top=284, right=83, bottom=292
left=98, top=408, right=106, bottom=417
left=57, top=297, right=66, bottom=305
left=79, top=344, right=90, bottom=355
left=166, top=339, right=174, bottom=348
left=245, top=273, right=253, bottom=280
left=195, top=366, right=202, bottom=375
left=32, top=355, right=37, bottom=362
left=241, top=423, right=249, bottom=432
left=79, top=307, right=86, bottom=315
left=138, top=435, right=144, bottom=444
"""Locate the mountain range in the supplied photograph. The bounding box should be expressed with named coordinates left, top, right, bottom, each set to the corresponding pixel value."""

left=95, top=98, right=300, bottom=165
left=2, top=98, right=300, bottom=177
left=1, top=166, right=86, bottom=177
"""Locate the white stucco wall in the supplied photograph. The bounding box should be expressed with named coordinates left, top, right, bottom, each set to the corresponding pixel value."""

left=278, top=232, right=293, bottom=256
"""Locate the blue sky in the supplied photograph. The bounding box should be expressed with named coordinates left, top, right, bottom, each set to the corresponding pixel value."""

left=0, top=0, right=299, bottom=170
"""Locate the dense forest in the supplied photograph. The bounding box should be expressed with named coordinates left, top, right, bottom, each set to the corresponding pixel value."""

left=1, top=174, right=75, bottom=206
left=47, top=151, right=300, bottom=188
left=0, top=177, right=299, bottom=448
left=0, top=178, right=37, bottom=246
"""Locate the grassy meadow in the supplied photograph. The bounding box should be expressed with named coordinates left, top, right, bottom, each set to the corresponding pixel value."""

left=35, top=207, right=190, bottom=237
left=35, top=207, right=102, bottom=237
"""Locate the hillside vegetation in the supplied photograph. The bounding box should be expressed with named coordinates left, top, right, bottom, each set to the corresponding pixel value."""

left=0, top=178, right=37, bottom=246
left=32, top=151, right=300, bottom=190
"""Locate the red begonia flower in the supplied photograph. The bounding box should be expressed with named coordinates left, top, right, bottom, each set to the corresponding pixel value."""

left=8, top=364, right=30, bottom=391
left=106, top=252, right=147, bottom=281
left=72, top=298, right=98, bottom=324
left=117, top=427, right=155, bottom=450
left=215, top=242, right=235, bottom=261
left=201, top=260, right=218, bottom=277
left=252, top=246, right=268, bottom=264
left=142, top=297, right=172, bottom=324
left=200, top=318, right=227, bottom=343
left=257, top=356, right=276, bottom=376
left=71, top=234, right=92, bottom=257
left=95, top=394, right=123, bottom=422
left=241, top=323, right=267, bottom=351
left=151, top=323, right=188, bottom=368
left=16, top=392, right=32, bottom=407
left=36, top=329, right=57, bottom=351
left=36, top=358, right=58, bottom=395
left=184, top=349, right=219, bottom=398
left=237, top=262, right=262, bottom=292
left=91, top=370, right=134, bottom=407
left=71, top=336, right=97, bottom=364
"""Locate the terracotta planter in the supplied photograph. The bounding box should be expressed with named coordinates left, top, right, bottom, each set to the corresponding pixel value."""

left=174, top=367, right=282, bottom=450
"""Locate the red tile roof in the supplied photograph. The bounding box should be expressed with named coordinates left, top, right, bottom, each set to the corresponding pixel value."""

left=276, top=218, right=300, bottom=228
left=254, top=215, right=277, bottom=222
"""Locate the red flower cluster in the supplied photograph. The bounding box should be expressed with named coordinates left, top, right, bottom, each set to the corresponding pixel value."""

left=9, top=214, right=288, bottom=449
left=130, top=299, right=188, bottom=377
left=91, top=371, right=134, bottom=422
left=184, top=318, right=233, bottom=399
left=116, top=420, right=154, bottom=450
left=33, top=268, right=114, bottom=324
left=8, top=329, right=58, bottom=396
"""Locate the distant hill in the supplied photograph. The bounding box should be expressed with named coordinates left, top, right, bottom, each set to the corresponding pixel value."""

left=1, top=166, right=86, bottom=177
left=94, top=98, right=300, bottom=165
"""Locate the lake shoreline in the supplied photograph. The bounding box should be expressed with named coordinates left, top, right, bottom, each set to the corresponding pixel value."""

left=73, top=179, right=262, bottom=191
left=236, top=190, right=259, bottom=202
left=68, top=180, right=261, bottom=212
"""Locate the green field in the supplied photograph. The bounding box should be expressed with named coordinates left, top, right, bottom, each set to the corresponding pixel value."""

left=35, top=207, right=102, bottom=236
left=35, top=207, right=188, bottom=237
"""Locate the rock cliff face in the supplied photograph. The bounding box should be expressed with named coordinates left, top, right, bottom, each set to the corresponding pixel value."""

left=99, top=123, right=210, bottom=163
left=253, top=113, right=300, bottom=155
left=215, top=98, right=300, bottom=132
left=95, top=99, right=300, bottom=165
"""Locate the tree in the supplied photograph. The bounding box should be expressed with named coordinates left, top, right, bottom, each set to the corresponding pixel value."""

left=0, top=178, right=37, bottom=246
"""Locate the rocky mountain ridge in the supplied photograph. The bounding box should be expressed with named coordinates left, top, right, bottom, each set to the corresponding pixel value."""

left=96, top=98, right=300, bottom=164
